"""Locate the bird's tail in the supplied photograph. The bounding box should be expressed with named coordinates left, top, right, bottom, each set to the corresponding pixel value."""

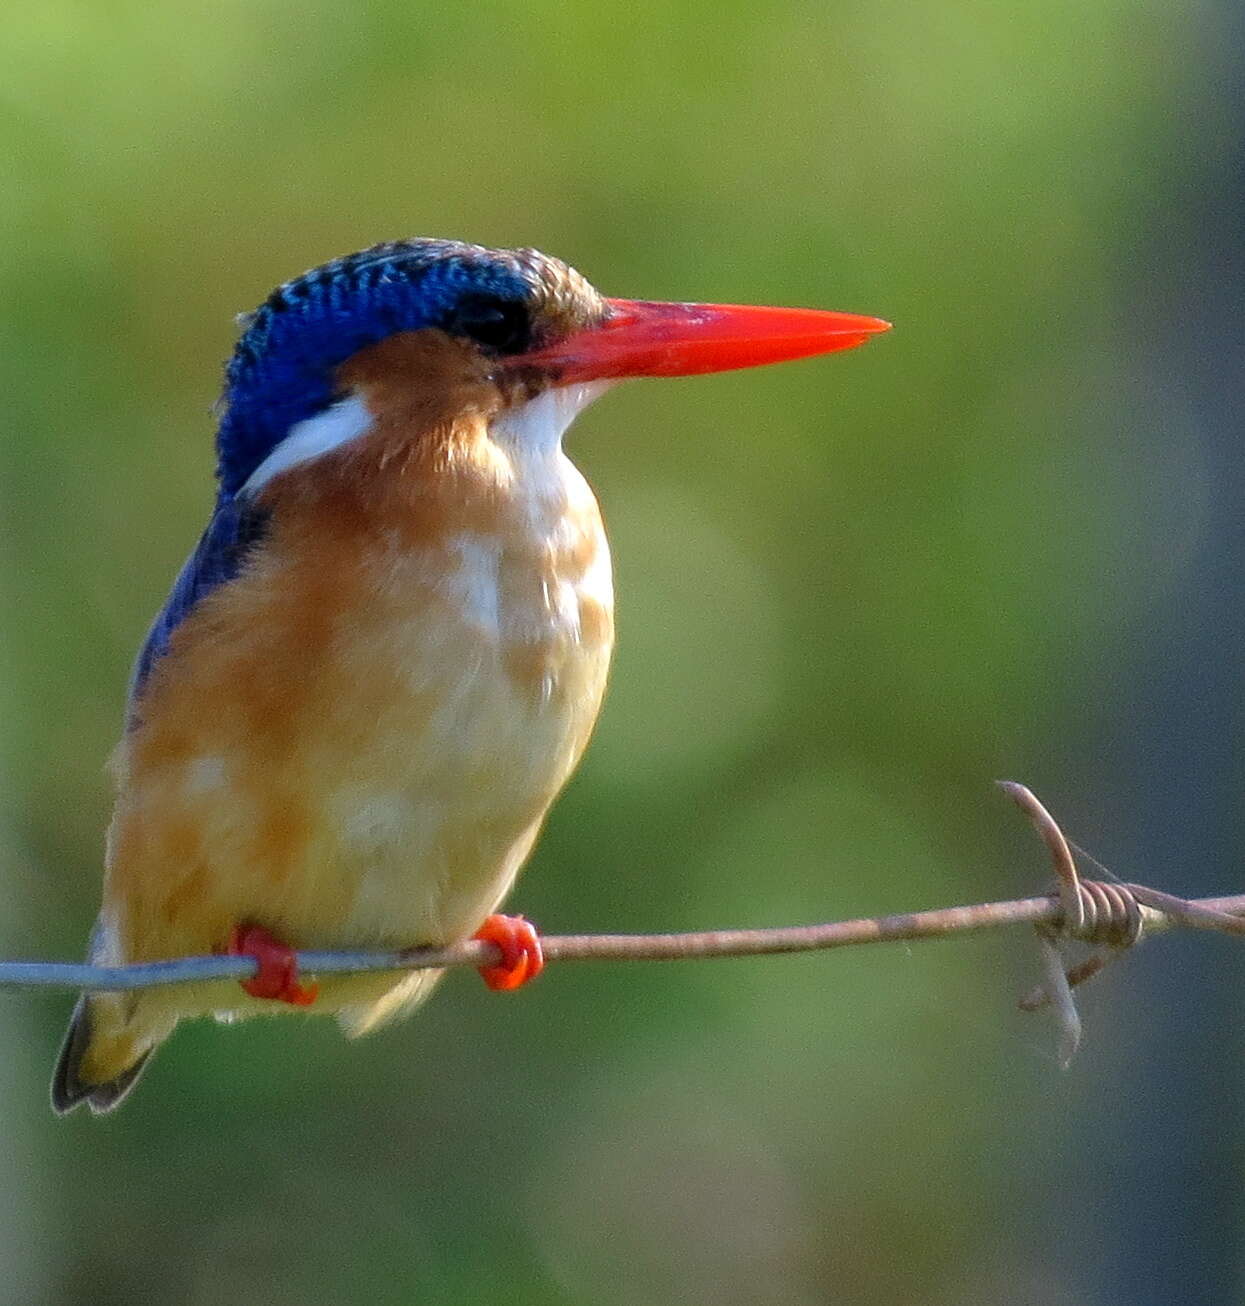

left=51, top=994, right=154, bottom=1116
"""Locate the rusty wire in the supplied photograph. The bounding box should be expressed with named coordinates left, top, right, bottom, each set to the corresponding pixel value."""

left=4, top=781, right=1243, bottom=1065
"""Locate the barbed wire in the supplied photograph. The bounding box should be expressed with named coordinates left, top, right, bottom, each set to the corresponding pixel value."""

left=7, top=783, right=1243, bottom=1063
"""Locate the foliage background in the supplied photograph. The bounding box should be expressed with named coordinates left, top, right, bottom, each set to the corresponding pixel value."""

left=1, top=2, right=1241, bottom=1302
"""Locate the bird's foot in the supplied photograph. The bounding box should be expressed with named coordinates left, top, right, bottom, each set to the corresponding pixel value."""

left=473, top=914, right=544, bottom=991
left=227, top=924, right=319, bottom=1006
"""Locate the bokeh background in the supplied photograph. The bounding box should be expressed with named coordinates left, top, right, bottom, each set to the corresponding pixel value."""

left=2, top=1, right=1242, bottom=1302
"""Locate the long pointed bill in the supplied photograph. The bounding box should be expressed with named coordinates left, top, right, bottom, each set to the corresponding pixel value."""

left=513, top=298, right=891, bottom=382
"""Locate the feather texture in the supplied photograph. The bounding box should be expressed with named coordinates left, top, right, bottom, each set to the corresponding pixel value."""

left=73, top=339, right=613, bottom=1090
left=56, top=240, right=613, bottom=1106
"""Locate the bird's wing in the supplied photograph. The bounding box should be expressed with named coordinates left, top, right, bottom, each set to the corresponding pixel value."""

left=127, top=496, right=268, bottom=711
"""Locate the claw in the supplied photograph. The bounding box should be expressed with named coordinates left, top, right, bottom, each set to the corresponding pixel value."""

left=226, top=924, right=319, bottom=1006
left=473, top=914, right=544, bottom=992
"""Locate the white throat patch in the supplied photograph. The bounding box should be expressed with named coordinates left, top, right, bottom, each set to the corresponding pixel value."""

left=490, top=382, right=613, bottom=458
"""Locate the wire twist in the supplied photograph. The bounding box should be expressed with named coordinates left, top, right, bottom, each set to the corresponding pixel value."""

left=997, top=781, right=1155, bottom=1064
left=1059, top=878, right=1145, bottom=948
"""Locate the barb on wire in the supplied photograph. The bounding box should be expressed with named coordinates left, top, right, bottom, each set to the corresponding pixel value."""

left=5, top=783, right=1245, bottom=1063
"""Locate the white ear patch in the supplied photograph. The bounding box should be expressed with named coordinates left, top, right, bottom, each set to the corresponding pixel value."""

left=239, top=393, right=374, bottom=497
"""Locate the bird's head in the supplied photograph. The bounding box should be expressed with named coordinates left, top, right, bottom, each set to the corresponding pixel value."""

left=217, top=239, right=889, bottom=499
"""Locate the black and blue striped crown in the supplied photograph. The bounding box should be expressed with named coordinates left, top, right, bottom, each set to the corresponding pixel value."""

left=216, top=239, right=546, bottom=497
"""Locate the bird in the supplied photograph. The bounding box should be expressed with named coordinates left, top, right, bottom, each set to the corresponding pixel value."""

left=51, top=238, right=889, bottom=1113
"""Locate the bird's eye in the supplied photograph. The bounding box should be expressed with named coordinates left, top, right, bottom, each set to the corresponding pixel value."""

left=445, top=294, right=532, bottom=355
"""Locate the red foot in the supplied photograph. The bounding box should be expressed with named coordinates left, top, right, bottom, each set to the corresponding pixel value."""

left=226, top=924, right=319, bottom=1006
left=473, top=914, right=544, bottom=992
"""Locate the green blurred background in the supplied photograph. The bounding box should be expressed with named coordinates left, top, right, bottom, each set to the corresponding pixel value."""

left=2, top=1, right=1242, bottom=1302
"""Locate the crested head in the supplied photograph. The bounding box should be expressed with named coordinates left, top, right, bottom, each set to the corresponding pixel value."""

left=215, top=239, right=892, bottom=501
left=217, top=239, right=607, bottom=497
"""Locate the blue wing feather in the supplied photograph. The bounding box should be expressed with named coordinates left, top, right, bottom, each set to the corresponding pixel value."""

left=128, top=496, right=268, bottom=712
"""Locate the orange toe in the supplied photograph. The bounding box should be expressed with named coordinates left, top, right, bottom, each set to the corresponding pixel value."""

left=473, top=914, right=544, bottom=992
left=227, top=924, right=319, bottom=1007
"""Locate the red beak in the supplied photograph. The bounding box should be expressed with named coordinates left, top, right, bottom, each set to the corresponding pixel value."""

left=514, top=297, right=891, bottom=382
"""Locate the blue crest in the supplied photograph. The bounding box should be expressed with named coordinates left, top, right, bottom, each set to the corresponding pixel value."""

left=217, top=239, right=540, bottom=497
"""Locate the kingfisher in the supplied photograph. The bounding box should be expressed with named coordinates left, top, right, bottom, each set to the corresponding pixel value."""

left=50, top=238, right=889, bottom=1113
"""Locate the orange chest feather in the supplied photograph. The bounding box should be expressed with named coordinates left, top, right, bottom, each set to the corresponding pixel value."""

left=111, top=427, right=614, bottom=949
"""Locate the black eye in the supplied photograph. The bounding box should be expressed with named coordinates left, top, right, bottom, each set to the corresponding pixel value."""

left=445, top=294, right=532, bottom=355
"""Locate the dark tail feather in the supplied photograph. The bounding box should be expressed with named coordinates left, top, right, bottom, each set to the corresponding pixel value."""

left=51, top=997, right=152, bottom=1116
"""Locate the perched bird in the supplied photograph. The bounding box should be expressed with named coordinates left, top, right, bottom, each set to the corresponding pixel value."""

left=51, top=238, right=889, bottom=1113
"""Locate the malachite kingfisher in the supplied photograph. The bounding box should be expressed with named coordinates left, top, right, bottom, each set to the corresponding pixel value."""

left=51, top=238, right=889, bottom=1113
